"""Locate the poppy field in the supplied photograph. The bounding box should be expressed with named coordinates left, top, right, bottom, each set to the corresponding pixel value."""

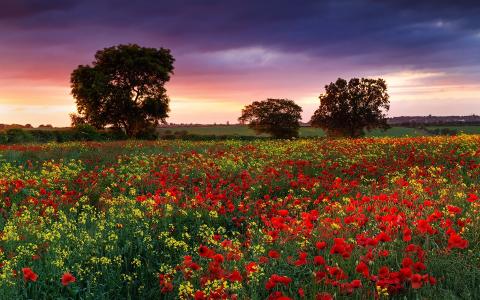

left=1, top=137, right=480, bottom=299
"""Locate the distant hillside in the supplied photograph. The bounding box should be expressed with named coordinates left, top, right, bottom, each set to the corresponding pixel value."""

left=0, top=124, right=53, bottom=130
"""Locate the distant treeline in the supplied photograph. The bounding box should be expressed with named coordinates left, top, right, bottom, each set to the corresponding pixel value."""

left=0, top=124, right=54, bottom=130
left=423, top=127, right=458, bottom=136
left=0, top=126, right=126, bottom=144
left=388, top=115, right=480, bottom=126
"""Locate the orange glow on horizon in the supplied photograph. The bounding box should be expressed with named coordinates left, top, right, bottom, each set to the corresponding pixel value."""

left=1, top=69, right=480, bottom=127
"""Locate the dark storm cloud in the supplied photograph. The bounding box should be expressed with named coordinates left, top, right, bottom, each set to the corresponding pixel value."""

left=0, top=0, right=77, bottom=19
left=1, top=0, right=479, bottom=72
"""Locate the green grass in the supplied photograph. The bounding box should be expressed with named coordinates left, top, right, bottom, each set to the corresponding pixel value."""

left=158, top=125, right=266, bottom=136
left=366, top=126, right=425, bottom=137
left=426, top=125, right=480, bottom=135
left=157, top=125, right=426, bottom=137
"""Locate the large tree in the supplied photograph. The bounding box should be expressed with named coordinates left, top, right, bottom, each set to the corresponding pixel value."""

left=239, top=98, right=302, bottom=139
left=310, top=78, right=390, bottom=137
left=70, top=44, right=175, bottom=137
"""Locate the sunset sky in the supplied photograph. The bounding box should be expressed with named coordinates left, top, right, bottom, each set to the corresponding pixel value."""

left=1, top=0, right=479, bottom=126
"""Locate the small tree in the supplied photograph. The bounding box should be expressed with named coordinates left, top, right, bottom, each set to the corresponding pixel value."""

left=239, top=98, right=302, bottom=138
left=310, top=78, right=390, bottom=137
left=70, top=44, right=175, bottom=137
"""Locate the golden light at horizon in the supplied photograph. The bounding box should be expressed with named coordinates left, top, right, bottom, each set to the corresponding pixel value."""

left=1, top=68, right=480, bottom=127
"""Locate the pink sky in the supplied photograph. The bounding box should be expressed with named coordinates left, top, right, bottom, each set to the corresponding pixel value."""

left=1, top=55, right=479, bottom=127
left=1, top=0, right=480, bottom=126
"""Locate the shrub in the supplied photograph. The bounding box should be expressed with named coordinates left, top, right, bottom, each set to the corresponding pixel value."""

left=6, top=129, right=34, bottom=144
left=73, top=124, right=101, bottom=141
left=0, top=132, right=7, bottom=144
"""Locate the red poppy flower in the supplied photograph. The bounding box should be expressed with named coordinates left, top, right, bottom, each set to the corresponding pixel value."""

left=265, top=274, right=292, bottom=290
left=22, top=267, right=38, bottom=282
left=213, top=254, right=224, bottom=263
left=194, top=290, right=206, bottom=300
left=350, top=279, right=362, bottom=289
left=294, top=252, right=307, bottom=266
left=400, top=267, right=412, bottom=278
left=403, top=227, right=412, bottom=242
left=413, top=262, right=426, bottom=272
left=268, top=291, right=292, bottom=300
left=198, top=245, right=214, bottom=258
left=405, top=244, right=417, bottom=252
left=411, top=273, right=423, bottom=289
left=158, top=274, right=173, bottom=293
left=61, top=272, right=76, bottom=286
left=245, top=262, right=258, bottom=275
left=330, top=238, right=352, bottom=258
left=316, top=241, right=327, bottom=250
left=316, top=292, right=333, bottom=300
left=228, top=270, right=242, bottom=282
left=379, top=250, right=389, bottom=257
left=315, top=271, right=326, bottom=282
left=298, top=288, right=305, bottom=298
left=313, top=255, right=326, bottom=265
left=448, top=232, right=469, bottom=249
left=401, top=257, right=413, bottom=268
left=268, top=250, right=281, bottom=259
left=446, top=205, right=462, bottom=215
left=467, top=193, right=478, bottom=203
left=376, top=231, right=391, bottom=243
left=355, top=261, right=369, bottom=277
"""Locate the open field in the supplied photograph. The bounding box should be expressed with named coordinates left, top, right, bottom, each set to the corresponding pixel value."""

left=426, top=125, right=480, bottom=135
left=158, top=125, right=480, bottom=137
left=1, top=125, right=478, bottom=144
left=1, top=137, right=480, bottom=299
left=157, top=125, right=426, bottom=137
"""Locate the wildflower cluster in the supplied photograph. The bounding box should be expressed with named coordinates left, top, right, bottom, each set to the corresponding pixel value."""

left=1, top=137, right=480, bottom=298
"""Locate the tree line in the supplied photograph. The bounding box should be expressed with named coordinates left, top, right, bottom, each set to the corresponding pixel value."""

left=71, top=44, right=390, bottom=139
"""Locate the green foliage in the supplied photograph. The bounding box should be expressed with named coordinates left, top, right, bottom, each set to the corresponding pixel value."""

left=310, top=78, right=390, bottom=138
left=156, top=125, right=428, bottom=138
left=134, top=126, right=159, bottom=140
left=239, top=98, right=303, bottom=139
left=0, top=132, right=7, bottom=144
left=71, top=44, right=175, bottom=137
left=72, top=124, right=101, bottom=141
left=5, top=129, right=34, bottom=143
left=0, top=128, right=131, bottom=144
left=29, top=130, right=56, bottom=143
left=426, top=127, right=458, bottom=136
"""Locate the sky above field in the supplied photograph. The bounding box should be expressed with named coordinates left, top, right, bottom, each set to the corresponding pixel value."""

left=0, top=0, right=480, bottom=126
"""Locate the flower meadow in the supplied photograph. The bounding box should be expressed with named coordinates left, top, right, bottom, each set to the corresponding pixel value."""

left=1, top=137, right=480, bottom=299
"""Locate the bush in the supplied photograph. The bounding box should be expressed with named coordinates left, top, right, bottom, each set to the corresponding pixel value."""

left=73, top=124, right=101, bottom=141
left=54, top=130, right=76, bottom=142
left=29, top=130, right=57, bottom=143
left=6, top=129, right=34, bottom=144
left=135, top=126, right=159, bottom=140
left=103, top=129, right=128, bottom=141
left=0, top=132, right=7, bottom=144
left=426, top=128, right=458, bottom=136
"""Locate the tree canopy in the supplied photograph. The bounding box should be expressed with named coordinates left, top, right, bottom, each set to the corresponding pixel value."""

left=70, top=44, right=175, bottom=137
left=239, top=98, right=302, bottom=139
left=310, top=78, right=390, bottom=137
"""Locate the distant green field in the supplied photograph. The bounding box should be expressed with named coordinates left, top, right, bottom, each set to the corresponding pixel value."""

left=157, top=125, right=427, bottom=137
left=5, top=125, right=477, bottom=140
left=426, top=125, right=480, bottom=135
